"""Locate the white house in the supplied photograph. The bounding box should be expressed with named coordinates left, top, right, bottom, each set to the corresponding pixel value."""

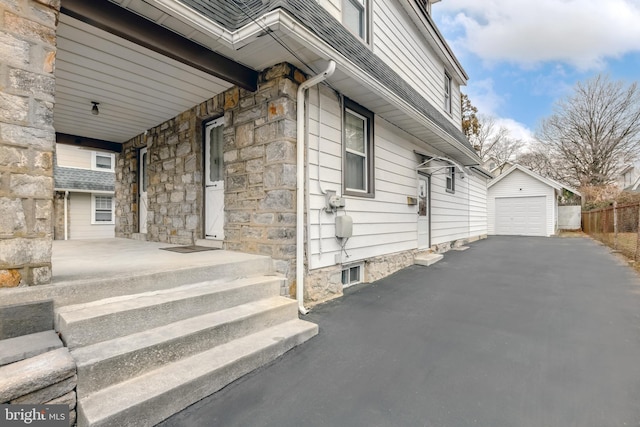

left=488, top=164, right=580, bottom=237
left=54, top=143, right=116, bottom=240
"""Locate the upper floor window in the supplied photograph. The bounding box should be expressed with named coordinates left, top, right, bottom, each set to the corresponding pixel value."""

left=446, top=166, right=455, bottom=193
left=444, top=72, right=452, bottom=114
left=92, top=152, right=115, bottom=172
left=344, top=99, right=374, bottom=196
left=418, top=0, right=432, bottom=15
left=344, top=0, right=367, bottom=41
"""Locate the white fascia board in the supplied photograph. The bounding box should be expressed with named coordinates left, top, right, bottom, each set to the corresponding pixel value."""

left=54, top=188, right=115, bottom=194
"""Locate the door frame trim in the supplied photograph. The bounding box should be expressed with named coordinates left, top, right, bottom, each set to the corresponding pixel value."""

left=418, top=171, right=431, bottom=249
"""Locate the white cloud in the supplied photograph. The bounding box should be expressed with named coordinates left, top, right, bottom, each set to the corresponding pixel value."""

left=434, top=0, right=640, bottom=71
left=462, top=79, right=536, bottom=144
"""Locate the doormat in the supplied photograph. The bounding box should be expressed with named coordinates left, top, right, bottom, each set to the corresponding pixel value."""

left=160, top=245, right=219, bottom=254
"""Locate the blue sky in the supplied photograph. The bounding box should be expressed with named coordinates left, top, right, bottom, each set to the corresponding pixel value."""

left=432, top=0, right=640, bottom=142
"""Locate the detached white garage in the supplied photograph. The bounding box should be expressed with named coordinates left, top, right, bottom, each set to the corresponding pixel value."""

left=488, top=165, right=578, bottom=237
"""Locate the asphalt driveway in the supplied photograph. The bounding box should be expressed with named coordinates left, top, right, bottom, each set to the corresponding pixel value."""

left=160, top=236, right=640, bottom=427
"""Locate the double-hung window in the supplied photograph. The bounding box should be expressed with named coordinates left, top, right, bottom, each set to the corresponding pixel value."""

left=344, top=99, right=374, bottom=196
left=444, top=72, right=452, bottom=114
left=92, top=194, right=114, bottom=224
left=446, top=166, right=455, bottom=193
left=344, top=0, right=367, bottom=41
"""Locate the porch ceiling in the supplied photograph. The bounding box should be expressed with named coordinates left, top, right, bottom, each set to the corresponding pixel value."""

left=54, top=13, right=234, bottom=144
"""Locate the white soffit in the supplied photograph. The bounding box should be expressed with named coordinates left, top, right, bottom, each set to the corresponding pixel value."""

left=54, top=13, right=233, bottom=143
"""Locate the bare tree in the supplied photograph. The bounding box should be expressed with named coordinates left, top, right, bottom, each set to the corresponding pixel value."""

left=516, top=144, right=567, bottom=182
left=469, top=115, right=522, bottom=172
left=537, top=74, right=640, bottom=187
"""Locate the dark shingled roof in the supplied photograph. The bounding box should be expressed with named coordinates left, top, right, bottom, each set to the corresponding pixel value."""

left=179, top=0, right=476, bottom=155
left=54, top=162, right=115, bottom=192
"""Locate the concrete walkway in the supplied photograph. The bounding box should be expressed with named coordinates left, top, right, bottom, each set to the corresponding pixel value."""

left=159, top=236, right=640, bottom=427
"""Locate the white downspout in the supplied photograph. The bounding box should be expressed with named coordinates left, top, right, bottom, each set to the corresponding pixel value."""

left=64, top=191, right=69, bottom=241
left=296, top=60, right=336, bottom=315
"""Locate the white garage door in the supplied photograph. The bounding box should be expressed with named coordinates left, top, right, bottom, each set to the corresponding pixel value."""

left=495, top=196, right=547, bottom=236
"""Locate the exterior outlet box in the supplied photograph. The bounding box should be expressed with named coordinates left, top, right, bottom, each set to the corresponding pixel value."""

left=335, top=215, right=353, bottom=238
left=330, top=195, right=346, bottom=209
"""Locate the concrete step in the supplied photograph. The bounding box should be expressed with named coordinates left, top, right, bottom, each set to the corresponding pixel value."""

left=195, top=239, right=223, bottom=249
left=77, top=319, right=318, bottom=427
left=1, top=252, right=274, bottom=308
left=57, top=276, right=284, bottom=349
left=0, top=331, right=62, bottom=367
left=414, top=253, right=444, bottom=267
left=73, top=297, right=297, bottom=397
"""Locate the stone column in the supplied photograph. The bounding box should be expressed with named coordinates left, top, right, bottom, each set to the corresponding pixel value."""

left=224, top=63, right=305, bottom=290
left=0, top=0, right=59, bottom=287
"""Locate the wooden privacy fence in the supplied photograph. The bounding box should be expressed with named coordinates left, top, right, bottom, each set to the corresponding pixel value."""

left=582, top=202, right=640, bottom=261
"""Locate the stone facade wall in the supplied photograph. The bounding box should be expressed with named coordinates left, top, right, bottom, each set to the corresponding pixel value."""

left=116, top=94, right=225, bottom=244
left=305, top=249, right=418, bottom=305
left=52, top=191, right=64, bottom=240
left=0, top=0, right=59, bottom=287
left=116, top=63, right=305, bottom=287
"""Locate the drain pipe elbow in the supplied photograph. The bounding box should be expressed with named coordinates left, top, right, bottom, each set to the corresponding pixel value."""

left=296, top=60, right=336, bottom=315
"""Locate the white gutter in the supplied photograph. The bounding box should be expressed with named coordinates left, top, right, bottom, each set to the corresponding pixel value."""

left=296, top=60, right=336, bottom=315
left=64, top=191, right=69, bottom=241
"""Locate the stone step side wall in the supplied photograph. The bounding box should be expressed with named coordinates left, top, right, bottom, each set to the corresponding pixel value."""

left=0, top=0, right=59, bottom=287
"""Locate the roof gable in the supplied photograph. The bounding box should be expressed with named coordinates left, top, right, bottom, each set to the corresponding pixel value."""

left=488, top=164, right=581, bottom=196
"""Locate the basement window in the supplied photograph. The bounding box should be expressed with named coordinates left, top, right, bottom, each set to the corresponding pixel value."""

left=342, top=263, right=363, bottom=288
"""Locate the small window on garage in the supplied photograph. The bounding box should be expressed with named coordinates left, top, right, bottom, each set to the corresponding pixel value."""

left=342, top=263, right=363, bottom=288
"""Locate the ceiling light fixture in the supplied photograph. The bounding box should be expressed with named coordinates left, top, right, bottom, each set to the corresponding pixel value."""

left=91, top=102, right=100, bottom=116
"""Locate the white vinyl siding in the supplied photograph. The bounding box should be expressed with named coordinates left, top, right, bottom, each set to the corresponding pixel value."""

left=68, top=192, right=115, bottom=239
left=371, top=0, right=462, bottom=127
left=307, top=86, right=486, bottom=271
left=468, top=173, right=488, bottom=237
left=430, top=160, right=470, bottom=245
left=488, top=169, right=557, bottom=237
left=56, top=143, right=93, bottom=169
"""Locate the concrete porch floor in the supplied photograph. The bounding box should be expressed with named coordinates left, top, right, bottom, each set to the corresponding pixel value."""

left=2, top=239, right=275, bottom=308
left=51, top=238, right=262, bottom=284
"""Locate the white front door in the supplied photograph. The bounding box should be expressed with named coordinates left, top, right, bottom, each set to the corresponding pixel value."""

left=418, top=174, right=430, bottom=249
left=139, top=147, right=148, bottom=234
left=205, top=118, right=225, bottom=240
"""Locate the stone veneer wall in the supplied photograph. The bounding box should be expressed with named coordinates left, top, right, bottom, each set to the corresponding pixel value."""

left=0, top=0, right=58, bottom=287
left=116, top=63, right=305, bottom=286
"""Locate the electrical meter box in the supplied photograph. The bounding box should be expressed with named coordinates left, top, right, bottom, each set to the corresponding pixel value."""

left=335, top=215, right=353, bottom=238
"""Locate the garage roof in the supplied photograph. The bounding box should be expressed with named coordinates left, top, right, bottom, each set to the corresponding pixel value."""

left=488, top=164, right=581, bottom=196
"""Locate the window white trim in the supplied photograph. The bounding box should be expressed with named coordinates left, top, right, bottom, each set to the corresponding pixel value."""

left=444, top=71, right=452, bottom=114
left=343, top=0, right=369, bottom=42
left=91, top=194, right=115, bottom=224
left=446, top=166, right=455, bottom=193
left=343, top=99, right=375, bottom=197
left=92, top=152, right=115, bottom=172
left=342, top=263, right=364, bottom=288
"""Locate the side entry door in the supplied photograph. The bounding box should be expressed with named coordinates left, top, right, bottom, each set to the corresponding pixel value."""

left=205, top=118, right=225, bottom=240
